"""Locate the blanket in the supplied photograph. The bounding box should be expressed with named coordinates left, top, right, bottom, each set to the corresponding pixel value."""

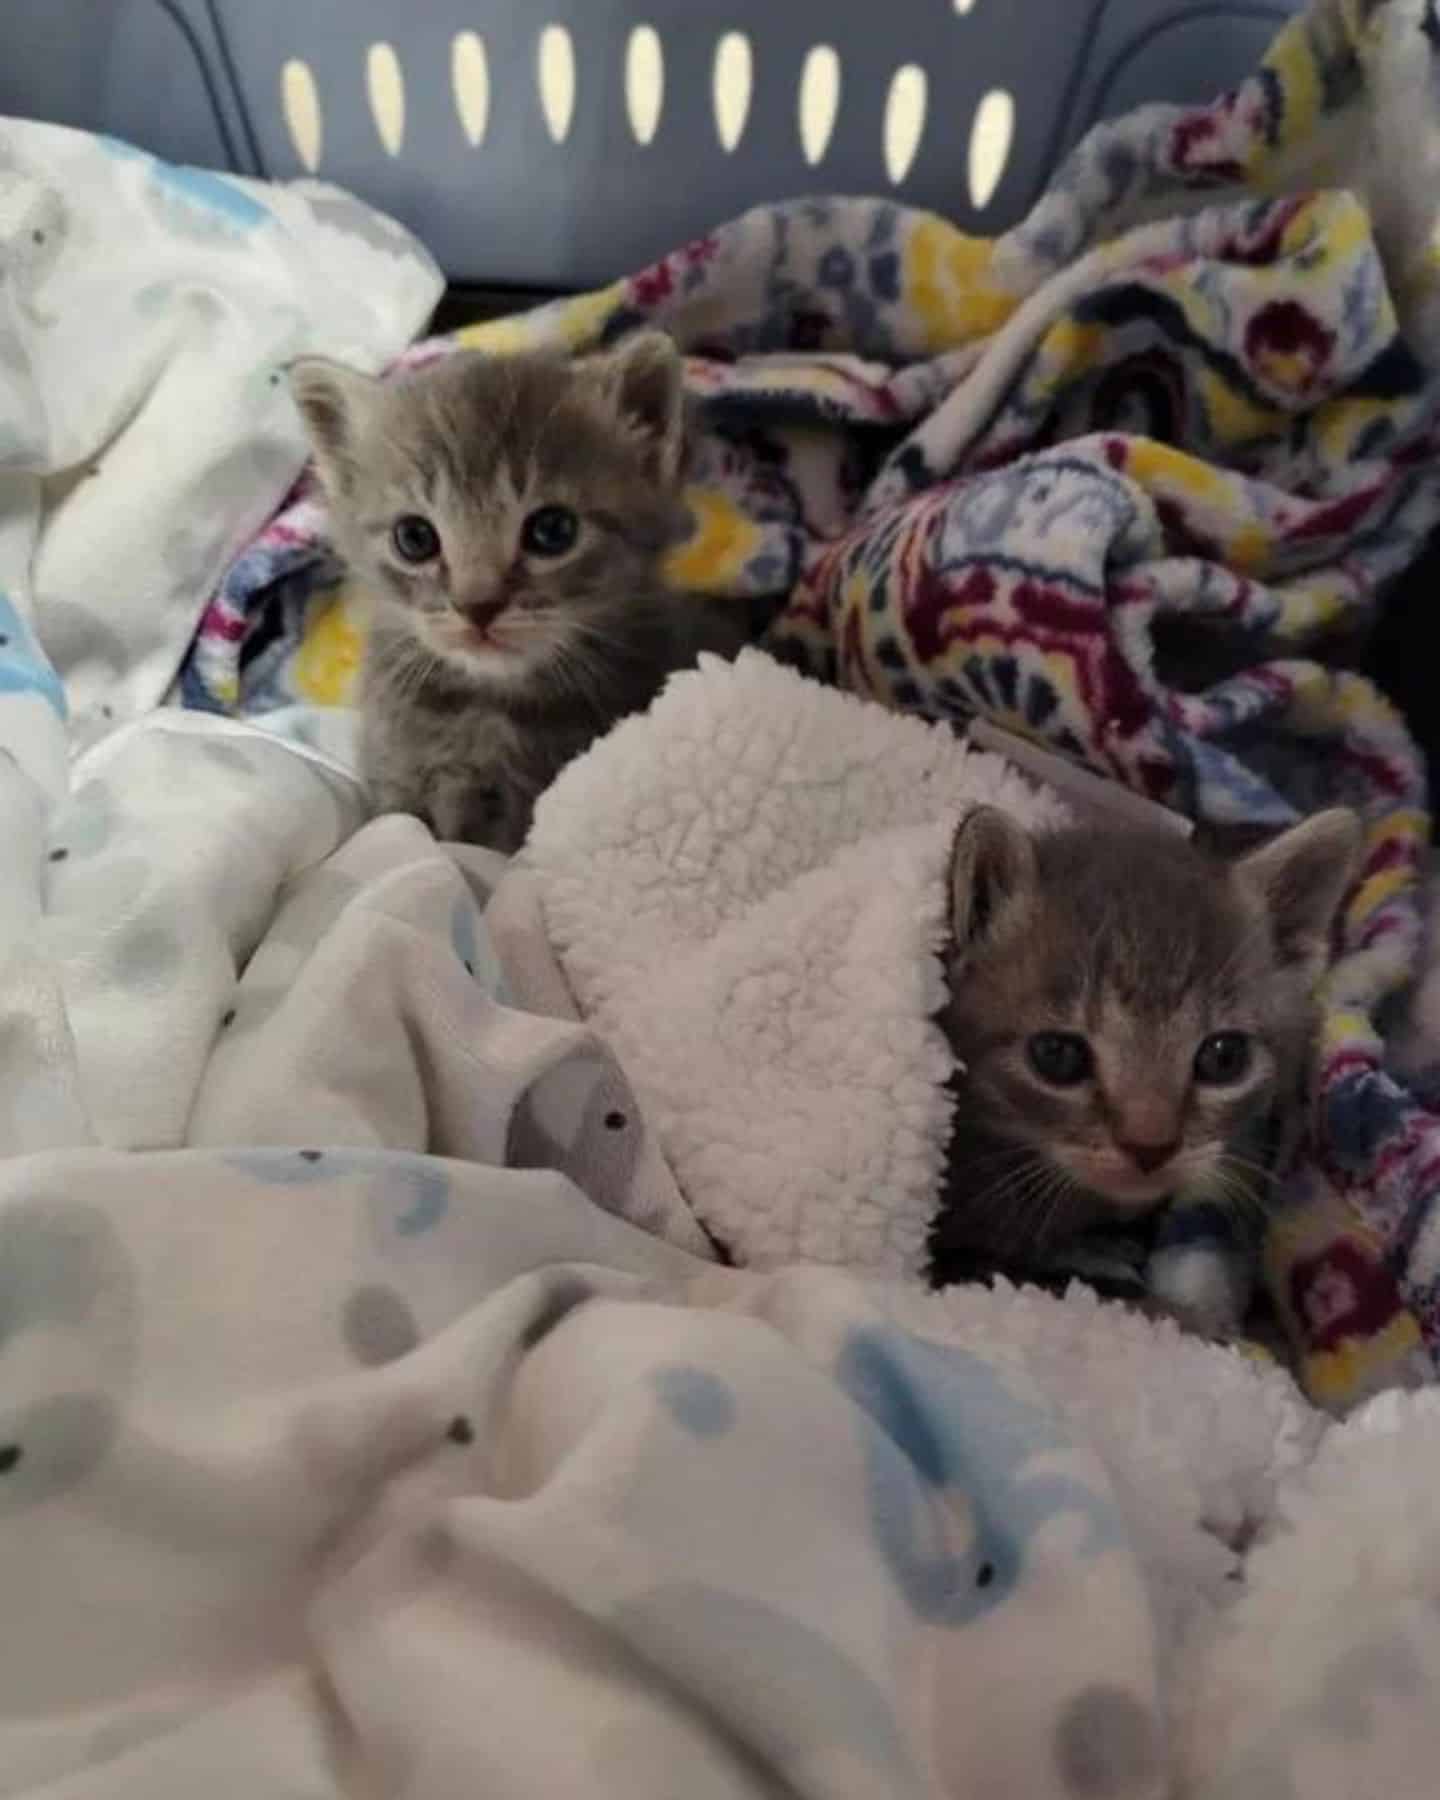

left=509, top=650, right=1066, bottom=1278
left=179, top=0, right=1440, bottom=1408
left=0, top=116, right=441, bottom=758
left=7, top=704, right=1440, bottom=1798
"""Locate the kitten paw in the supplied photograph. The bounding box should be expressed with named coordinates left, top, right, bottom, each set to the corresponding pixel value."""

left=1140, top=1248, right=1248, bottom=1342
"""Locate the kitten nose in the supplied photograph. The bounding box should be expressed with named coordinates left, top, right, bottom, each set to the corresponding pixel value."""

left=1119, top=1139, right=1179, bottom=1176
left=460, top=596, right=507, bottom=632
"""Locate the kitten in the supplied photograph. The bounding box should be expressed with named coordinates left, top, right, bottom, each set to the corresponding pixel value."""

left=933, top=805, right=1361, bottom=1333
left=288, top=333, right=709, bottom=851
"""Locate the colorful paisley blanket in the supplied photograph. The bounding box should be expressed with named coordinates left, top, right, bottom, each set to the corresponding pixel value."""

left=180, top=0, right=1440, bottom=1407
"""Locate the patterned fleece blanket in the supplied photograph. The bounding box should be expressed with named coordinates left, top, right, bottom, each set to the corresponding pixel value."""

left=180, top=0, right=1440, bottom=1409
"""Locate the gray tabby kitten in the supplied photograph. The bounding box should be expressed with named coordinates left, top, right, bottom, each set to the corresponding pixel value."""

left=934, top=804, right=1361, bottom=1332
left=288, top=333, right=704, bottom=851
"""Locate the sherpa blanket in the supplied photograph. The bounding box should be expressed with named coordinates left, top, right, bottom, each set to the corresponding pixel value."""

left=182, top=0, right=1440, bottom=1408
left=498, top=650, right=1065, bottom=1280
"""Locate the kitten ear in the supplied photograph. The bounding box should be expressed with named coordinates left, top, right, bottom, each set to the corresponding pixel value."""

left=589, top=331, right=686, bottom=483
left=1235, top=807, right=1362, bottom=975
left=285, top=357, right=380, bottom=492
left=948, top=806, right=1037, bottom=950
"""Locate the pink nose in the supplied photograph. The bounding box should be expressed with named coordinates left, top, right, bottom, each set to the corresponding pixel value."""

left=462, top=597, right=507, bottom=633
left=1118, top=1139, right=1178, bottom=1177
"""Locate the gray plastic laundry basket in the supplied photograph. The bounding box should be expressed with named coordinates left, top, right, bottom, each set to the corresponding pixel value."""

left=1, top=0, right=1301, bottom=291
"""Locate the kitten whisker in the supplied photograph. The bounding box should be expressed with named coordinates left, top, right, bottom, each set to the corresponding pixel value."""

left=945, top=1141, right=1038, bottom=1178
left=969, top=1156, right=1069, bottom=1258
left=399, top=644, right=445, bottom=706
left=993, top=1160, right=1079, bottom=1262
left=962, top=1171, right=1034, bottom=1233
left=1171, top=1144, right=1277, bottom=1199
left=1219, top=1165, right=1278, bottom=1214
left=548, top=636, right=615, bottom=722
left=1200, top=1163, right=1273, bottom=1227
left=959, top=1160, right=1038, bottom=1225
left=1030, top=1169, right=1080, bottom=1256
left=1215, top=1151, right=1279, bottom=1187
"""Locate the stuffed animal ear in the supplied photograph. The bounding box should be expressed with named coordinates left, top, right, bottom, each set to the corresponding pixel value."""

left=948, top=806, right=1037, bottom=951
left=1234, top=807, right=1362, bottom=977
left=285, top=357, right=381, bottom=493
left=589, top=331, right=687, bottom=484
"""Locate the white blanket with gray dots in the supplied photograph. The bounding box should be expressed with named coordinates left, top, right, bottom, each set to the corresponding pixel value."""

left=0, top=115, right=440, bottom=759
left=0, top=701, right=1439, bottom=1798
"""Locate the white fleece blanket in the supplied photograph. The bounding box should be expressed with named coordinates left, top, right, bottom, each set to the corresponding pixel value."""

left=510, top=649, right=1067, bottom=1276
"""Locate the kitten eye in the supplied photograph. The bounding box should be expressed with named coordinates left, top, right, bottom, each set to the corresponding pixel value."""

left=1025, top=1031, right=1093, bottom=1087
left=520, top=504, right=580, bottom=559
left=1194, top=1032, right=1253, bottom=1085
left=392, top=514, right=441, bottom=564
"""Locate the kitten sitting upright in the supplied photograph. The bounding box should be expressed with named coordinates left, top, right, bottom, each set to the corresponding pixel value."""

left=288, top=333, right=705, bottom=851
left=934, top=805, right=1361, bottom=1336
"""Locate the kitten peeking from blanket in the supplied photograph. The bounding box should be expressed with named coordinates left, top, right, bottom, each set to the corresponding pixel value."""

left=934, top=805, right=1360, bottom=1337
left=288, top=333, right=725, bottom=851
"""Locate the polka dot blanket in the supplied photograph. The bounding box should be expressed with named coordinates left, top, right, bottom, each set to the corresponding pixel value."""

left=180, top=0, right=1440, bottom=1407
left=3, top=704, right=1440, bottom=1796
